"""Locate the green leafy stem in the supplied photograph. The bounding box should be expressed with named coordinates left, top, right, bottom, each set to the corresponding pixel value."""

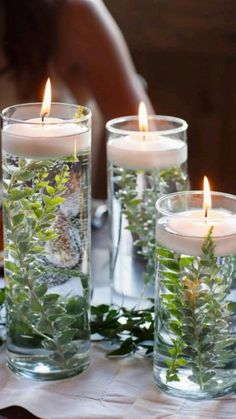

left=156, top=227, right=236, bottom=389
left=3, top=156, right=89, bottom=369
left=112, top=165, right=187, bottom=286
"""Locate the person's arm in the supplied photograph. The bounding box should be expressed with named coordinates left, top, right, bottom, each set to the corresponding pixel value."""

left=54, top=0, right=154, bottom=118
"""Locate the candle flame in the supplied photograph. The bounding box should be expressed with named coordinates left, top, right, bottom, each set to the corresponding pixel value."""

left=138, top=102, right=148, bottom=132
left=203, top=176, right=211, bottom=218
left=40, top=78, right=51, bottom=120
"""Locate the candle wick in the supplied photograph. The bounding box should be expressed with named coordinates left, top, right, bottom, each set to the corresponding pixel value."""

left=41, top=113, right=47, bottom=123
left=204, top=207, right=208, bottom=223
left=141, top=128, right=146, bottom=142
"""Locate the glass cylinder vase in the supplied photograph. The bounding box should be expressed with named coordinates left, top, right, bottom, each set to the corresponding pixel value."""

left=154, top=191, right=236, bottom=399
left=107, top=115, right=188, bottom=305
left=1, top=103, right=91, bottom=380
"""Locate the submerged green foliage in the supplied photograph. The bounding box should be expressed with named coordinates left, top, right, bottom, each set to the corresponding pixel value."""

left=3, top=157, right=89, bottom=368
left=156, top=228, right=236, bottom=389
left=0, top=289, right=154, bottom=357
left=113, top=165, right=187, bottom=285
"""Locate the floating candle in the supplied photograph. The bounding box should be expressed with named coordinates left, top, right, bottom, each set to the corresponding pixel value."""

left=2, top=79, right=90, bottom=159
left=107, top=104, right=187, bottom=170
left=156, top=178, right=236, bottom=256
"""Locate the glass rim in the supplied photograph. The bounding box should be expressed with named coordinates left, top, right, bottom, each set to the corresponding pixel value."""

left=106, top=115, right=188, bottom=136
left=1, top=102, right=91, bottom=125
left=156, top=190, right=236, bottom=217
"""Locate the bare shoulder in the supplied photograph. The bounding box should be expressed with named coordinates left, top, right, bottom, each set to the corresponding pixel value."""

left=58, top=0, right=110, bottom=46
left=61, top=0, right=105, bottom=21
left=56, top=0, right=118, bottom=66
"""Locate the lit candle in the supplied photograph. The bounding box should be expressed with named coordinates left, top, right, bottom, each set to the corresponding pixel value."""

left=2, top=79, right=90, bottom=159
left=156, top=177, right=236, bottom=256
left=107, top=102, right=187, bottom=170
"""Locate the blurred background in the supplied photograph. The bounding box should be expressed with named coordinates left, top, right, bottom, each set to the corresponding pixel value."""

left=104, top=0, right=236, bottom=194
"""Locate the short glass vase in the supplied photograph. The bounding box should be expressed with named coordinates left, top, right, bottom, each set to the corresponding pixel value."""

left=107, top=115, right=188, bottom=305
left=1, top=103, right=91, bottom=380
left=154, top=191, right=236, bottom=399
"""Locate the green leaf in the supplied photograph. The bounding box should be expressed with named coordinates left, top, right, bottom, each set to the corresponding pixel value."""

left=176, top=358, right=187, bottom=366
left=179, top=257, right=195, bottom=267
left=107, top=337, right=134, bottom=357
left=5, top=260, right=19, bottom=273
left=66, top=296, right=85, bottom=315
left=34, top=208, right=43, bottom=218
left=43, top=293, right=60, bottom=304
left=12, top=213, right=24, bottom=225
left=130, top=198, right=141, bottom=206
left=10, top=189, right=28, bottom=201
left=0, top=289, right=5, bottom=305
left=63, top=343, right=78, bottom=359
left=166, top=373, right=180, bottom=382
left=11, top=275, right=26, bottom=285
left=35, top=283, right=48, bottom=298
left=17, top=171, right=35, bottom=181
left=18, top=241, right=31, bottom=254
left=43, top=195, right=51, bottom=205
left=159, top=259, right=180, bottom=272
left=157, top=247, right=174, bottom=258
left=227, top=301, right=236, bottom=313
left=162, top=271, right=179, bottom=281
left=57, top=329, right=77, bottom=345
left=37, top=181, right=48, bottom=189
left=50, top=197, right=65, bottom=206
left=54, top=315, right=75, bottom=329
left=46, top=185, right=55, bottom=195
left=42, top=339, right=58, bottom=350
left=47, top=305, right=65, bottom=316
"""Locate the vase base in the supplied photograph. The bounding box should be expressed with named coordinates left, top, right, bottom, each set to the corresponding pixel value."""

left=7, top=350, right=90, bottom=381
left=153, top=365, right=236, bottom=400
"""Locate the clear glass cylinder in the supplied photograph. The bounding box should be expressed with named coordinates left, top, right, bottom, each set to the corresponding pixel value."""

left=1, top=103, right=91, bottom=380
left=106, top=115, right=188, bottom=305
left=154, top=191, right=236, bottom=399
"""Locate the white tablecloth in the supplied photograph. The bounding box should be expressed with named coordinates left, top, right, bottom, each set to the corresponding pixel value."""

left=0, top=345, right=235, bottom=419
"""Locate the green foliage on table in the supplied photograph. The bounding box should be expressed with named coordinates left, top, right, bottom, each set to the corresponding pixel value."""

left=3, top=157, right=89, bottom=368
left=91, top=303, right=154, bottom=356
left=113, top=165, right=187, bottom=286
left=156, top=227, right=236, bottom=389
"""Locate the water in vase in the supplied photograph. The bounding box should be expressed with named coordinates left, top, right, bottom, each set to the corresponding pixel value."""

left=108, top=162, right=188, bottom=305
left=154, top=237, right=236, bottom=399
left=3, top=150, right=91, bottom=379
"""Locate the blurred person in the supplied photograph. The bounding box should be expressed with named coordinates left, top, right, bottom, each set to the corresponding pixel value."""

left=0, top=0, right=154, bottom=198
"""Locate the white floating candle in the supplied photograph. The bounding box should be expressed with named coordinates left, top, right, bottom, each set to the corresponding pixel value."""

left=157, top=210, right=236, bottom=257
left=107, top=134, right=187, bottom=170
left=2, top=119, right=90, bottom=160
left=156, top=178, right=236, bottom=257
left=107, top=104, right=187, bottom=170
left=2, top=79, right=90, bottom=160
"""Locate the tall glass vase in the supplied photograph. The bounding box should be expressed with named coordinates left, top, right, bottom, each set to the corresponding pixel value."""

left=154, top=191, right=236, bottom=399
left=1, top=103, right=91, bottom=380
left=107, top=115, right=188, bottom=306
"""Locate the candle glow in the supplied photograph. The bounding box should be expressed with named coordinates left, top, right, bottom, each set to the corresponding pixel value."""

left=203, top=176, right=211, bottom=219
left=40, top=78, right=51, bottom=120
left=138, top=102, right=148, bottom=132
